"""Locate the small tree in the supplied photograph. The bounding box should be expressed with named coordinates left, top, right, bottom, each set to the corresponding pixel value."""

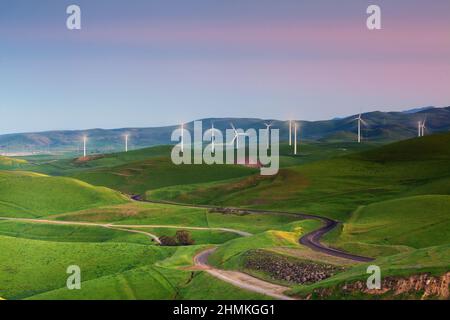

left=159, top=235, right=178, bottom=246
left=176, top=230, right=195, bottom=245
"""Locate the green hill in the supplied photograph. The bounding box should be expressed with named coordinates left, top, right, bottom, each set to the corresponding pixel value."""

left=324, top=195, right=450, bottom=257
left=68, top=156, right=258, bottom=195
left=147, top=132, right=450, bottom=222
left=0, top=156, right=27, bottom=169
left=0, top=171, right=127, bottom=218
left=353, top=132, right=450, bottom=162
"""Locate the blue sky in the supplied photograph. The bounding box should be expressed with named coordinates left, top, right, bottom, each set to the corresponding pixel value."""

left=1, top=0, right=449, bottom=133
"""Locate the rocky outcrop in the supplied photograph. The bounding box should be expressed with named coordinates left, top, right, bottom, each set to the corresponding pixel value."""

left=307, top=272, right=449, bottom=300
left=243, top=249, right=344, bottom=285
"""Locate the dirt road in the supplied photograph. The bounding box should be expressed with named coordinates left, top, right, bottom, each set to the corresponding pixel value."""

left=193, top=247, right=295, bottom=300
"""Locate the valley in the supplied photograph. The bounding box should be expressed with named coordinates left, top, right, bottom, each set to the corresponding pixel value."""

left=0, top=131, right=449, bottom=300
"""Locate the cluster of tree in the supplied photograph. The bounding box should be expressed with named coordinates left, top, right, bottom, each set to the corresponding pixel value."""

left=159, top=230, right=195, bottom=246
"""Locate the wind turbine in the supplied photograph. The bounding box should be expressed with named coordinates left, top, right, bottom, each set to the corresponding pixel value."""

left=207, top=122, right=221, bottom=153
left=124, top=134, right=129, bottom=152
left=421, top=119, right=427, bottom=137
left=83, top=135, right=87, bottom=157
left=230, top=123, right=247, bottom=149
left=263, top=122, right=273, bottom=149
left=294, top=122, right=298, bottom=155
left=417, top=121, right=422, bottom=137
left=353, top=113, right=368, bottom=143
left=288, top=120, right=292, bottom=146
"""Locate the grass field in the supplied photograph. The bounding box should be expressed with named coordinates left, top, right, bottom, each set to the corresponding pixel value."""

left=0, top=133, right=449, bottom=300
left=289, top=244, right=450, bottom=299
left=50, top=201, right=301, bottom=234
left=0, top=220, right=151, bottom=244
left=147, top=133, right=450, bottom=222
left=322, top=195, right=450, bottom=257
left=0, top=156, right=28, bottom=169
left=0, top=171, right=127, bottom=218
left=0, top=233, right=268, bottom=300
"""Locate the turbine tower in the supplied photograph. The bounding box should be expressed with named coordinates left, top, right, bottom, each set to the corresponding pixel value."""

left=289, top=120, right=292, bottom=146
left=353, top=113, right=368, bottom=143
left=230, top=123, right=247, bottom=149
left=264, top=122, right=273, bottom=149
left=83, top=135, right=87, bottom=157
left=421, top=119, right=427, bottom=137
left=294, top=122, right=298, bottom=155
left=125, top=134, right=129, bottom=152
left=418, top=121, right=422, bottom=137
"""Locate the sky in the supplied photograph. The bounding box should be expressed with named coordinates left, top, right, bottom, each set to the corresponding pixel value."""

left=1, top=0, right=449, bottom=133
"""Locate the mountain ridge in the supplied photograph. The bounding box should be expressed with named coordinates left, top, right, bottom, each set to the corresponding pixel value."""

left=1, top=106, right=449, bottom=154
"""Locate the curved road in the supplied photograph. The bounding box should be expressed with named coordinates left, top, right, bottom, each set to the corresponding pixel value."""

left=133, top=196, right=374, bottom=262
left=0, top=196, right=373, bottom=300
left=193, top=247, right=295, bottom=300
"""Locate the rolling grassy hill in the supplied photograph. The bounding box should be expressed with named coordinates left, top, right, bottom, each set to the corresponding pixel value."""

left=147, top=133, right=450, bottom=221
left=0, top=171, right=127, bottom=218
left=323, top=195, right=450, bottom=257
left=0, top=156, right=27, bottom=169
left=289, top=244, right=449, bottom=299
left=0, top=130, right=448, bottom=300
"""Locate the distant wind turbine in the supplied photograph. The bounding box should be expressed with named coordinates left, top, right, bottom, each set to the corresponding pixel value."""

left=353, top=113, right=368, bottom=143
left=421, top=119, right=427, bottom=137
left=263, top=122, right=273, bottom=149
left=294, top=122, right=298, bottom=155
left=288, top=120, right=292, bottom=146
left=208, top=122, right=221, bottom=153
left=124, top=134, right=129, bottom=152
left=418, top=121, right=422, bottom=137
left=83, top=135, right=87, bottom=157
left=230, top=123, right=247, bottom=149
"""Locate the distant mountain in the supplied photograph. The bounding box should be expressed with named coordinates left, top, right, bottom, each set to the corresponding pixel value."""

left=1, top=106, right=449, bottom=154
left=401, top=106, right=435, bottom=114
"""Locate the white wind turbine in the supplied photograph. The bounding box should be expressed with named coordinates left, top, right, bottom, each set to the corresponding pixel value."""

left=124, top=134, right=129, bottom=152
left=421, top=119, right=427, bottom=137
left=263, top=122, right=273, bottom=149
left=83, top=135, right=87, bottom=157
left=207, top=122, right=221, bottom=153
left=288, top=120, right=293, bottom=146
left=230, top=123, right=247, bottom=149
left=180, top=123, right=185, bottom=153
left=417, top=121, right=422, bottom=137
left=294, top=122, right=298, bottom=155
left=353, top=113, right=368, bottom=143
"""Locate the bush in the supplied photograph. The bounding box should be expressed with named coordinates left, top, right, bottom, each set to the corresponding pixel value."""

left=159, top=235, right=178, bottom=246
left=175, top=230, right=195, bottom=245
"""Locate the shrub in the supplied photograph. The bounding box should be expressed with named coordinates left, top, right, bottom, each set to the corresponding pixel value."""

left=159, top=235, right=178, bottom=246
left=175, top=230, right=195, bottom=245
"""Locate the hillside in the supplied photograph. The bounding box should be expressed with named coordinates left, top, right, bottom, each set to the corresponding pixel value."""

left=0, top=156, right=27, bottom=169
left=324, top=195, right=450, bottom=257
left=0, top=171, right=127, bottom=218
left=1, top=107, right=449, bottom=153
left=147, top=132, right=450, bottom=221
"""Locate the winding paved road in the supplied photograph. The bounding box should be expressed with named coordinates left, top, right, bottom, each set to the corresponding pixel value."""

left=133, top=196, right=374, bottom=262
left=133, top=196, right=374, bottom=299
left=0, top=197, right=373, bottom=300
